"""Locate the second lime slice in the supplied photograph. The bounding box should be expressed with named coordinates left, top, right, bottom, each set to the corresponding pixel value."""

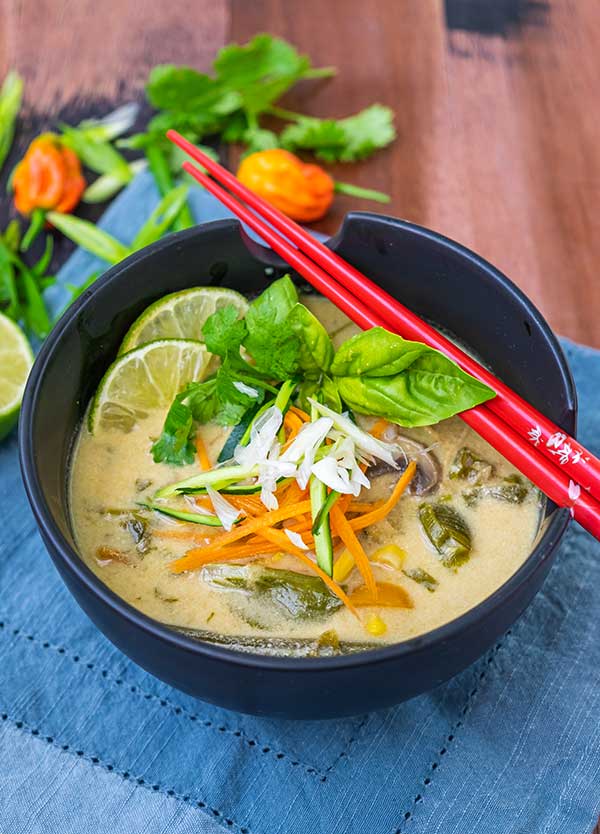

left=118, top=287, right=249, bottom=354
left=90, top=339, right=212, bottom=433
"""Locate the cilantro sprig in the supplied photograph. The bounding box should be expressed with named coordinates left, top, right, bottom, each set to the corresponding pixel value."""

left=136, top=34, right=395, bottom=183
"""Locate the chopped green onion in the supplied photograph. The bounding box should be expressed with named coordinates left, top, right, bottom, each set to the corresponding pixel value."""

left=0, top=70, right=23, bottom=174
left=46, top=212, right=131, bottom=264
left=131, top=184, right=189, bottom=249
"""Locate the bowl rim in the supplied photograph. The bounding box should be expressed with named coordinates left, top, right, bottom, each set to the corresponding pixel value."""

left=19, top=213, right=576, bottom=673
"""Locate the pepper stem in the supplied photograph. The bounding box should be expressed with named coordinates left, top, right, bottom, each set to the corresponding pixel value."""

left=20, top=208, right=46, bottom=252
left=334, top=181, right=391, bottom=204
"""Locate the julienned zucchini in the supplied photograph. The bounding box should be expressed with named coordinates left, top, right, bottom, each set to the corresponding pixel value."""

left=140, top=501, right=226, bottom=526
left=155, top=463, right=259, bottom=498
left=310, top=475, right=334, bottom=576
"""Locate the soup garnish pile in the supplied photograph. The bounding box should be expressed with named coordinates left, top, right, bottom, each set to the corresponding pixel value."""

left=70, top=278, right=541, bottom=656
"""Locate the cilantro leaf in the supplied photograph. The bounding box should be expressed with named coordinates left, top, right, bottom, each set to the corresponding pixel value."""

left=202, top=304, right=247, bottom=357
left=147, top=65, right=240, bottom=116
left=213, top=364, right=263, bottom=426
left=214, top=34, right=314, bottom=115
left=280, top=118, right=346, bottom=157
left=242, top=127, right=280, bottom=155
left=280, top=104, right=396, bottom=162
left=151, top=396, right=196, bottom=465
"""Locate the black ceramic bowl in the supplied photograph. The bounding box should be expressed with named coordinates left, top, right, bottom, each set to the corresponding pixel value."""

left=19, top=213, right=576, bottom=719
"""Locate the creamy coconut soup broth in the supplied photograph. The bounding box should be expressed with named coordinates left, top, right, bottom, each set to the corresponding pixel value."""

left=70, top=281, right=542, bottom=656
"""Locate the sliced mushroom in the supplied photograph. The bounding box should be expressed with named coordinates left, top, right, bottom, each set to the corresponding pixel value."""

left=368, top=434, right=441, bottom=496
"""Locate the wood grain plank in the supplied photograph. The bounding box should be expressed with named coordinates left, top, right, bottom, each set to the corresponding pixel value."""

left=231, top=0, right=600, bottom=348
left=0, top=0, right=227, bottom=109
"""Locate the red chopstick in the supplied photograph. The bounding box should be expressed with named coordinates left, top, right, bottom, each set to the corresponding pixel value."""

left=169, top=130, right=600, bottom=507
left=179, top=158, right=600, bottom=538
left=169, top=134, right=600, bottom=539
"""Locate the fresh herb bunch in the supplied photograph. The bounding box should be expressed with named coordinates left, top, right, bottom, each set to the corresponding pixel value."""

left=136, top=34, right=395, bottom=162
left=153, top=276, right=495, bottom=466
left=121, top=33, right=396, bottom=226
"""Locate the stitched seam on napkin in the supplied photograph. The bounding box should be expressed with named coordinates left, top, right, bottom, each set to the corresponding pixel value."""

left=0, top=615, right=329, bottom=778
left=391, top=636, right=510, bottom=833
left=0, top=710, right=254, bottom=834
left=324, top=715, right=369, bottom=774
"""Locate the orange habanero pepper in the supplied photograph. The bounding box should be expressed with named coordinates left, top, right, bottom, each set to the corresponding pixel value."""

left=237, top=149, right=334, bottom=223
left=13, top=135, right=85, bottom=216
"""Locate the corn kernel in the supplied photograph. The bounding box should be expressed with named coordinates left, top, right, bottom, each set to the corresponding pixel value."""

left=371, top=544, right=406, bottom=571
left=365, top=614, right=387, bottom=636
left=269, top=552, right=283, bottom=564
left=333, top=548, right=355, bottom=582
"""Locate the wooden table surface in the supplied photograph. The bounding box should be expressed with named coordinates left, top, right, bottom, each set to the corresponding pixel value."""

left=1, top=1, right=598, bottom=826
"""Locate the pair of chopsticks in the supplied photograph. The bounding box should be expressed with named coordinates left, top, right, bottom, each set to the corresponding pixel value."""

left=167, top=129, right=600, bottom=540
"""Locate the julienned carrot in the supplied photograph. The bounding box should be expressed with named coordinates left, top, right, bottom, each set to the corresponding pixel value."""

left=155, top=527, right=217, bottom=540
left=337, top=494, right=353, bottom=514
left=284, top=410, right=304, bottom=433
left=330, top=505, right=377, bottom=599
left=369, top=418, right=390, bottom=439
left=348, top=500, right=385, bottom=514
left=350, top=462, right=416, bottom=531
left=289, top=406, right=310, bottom=422
left=227, top=497, right=261, bottom=516
left=195, top=435, right=211, bottom=471
left=194, top=497, right=214, bottom=512
left=170, top=500, right=313, bottom=571
left=281, top=480, right=308, bottom=504
left=254, top=526, right=359, bottom=618
left=168, top=541, right=282, bottom=564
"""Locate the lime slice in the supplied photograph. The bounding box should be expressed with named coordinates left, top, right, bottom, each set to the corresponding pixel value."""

left=118, top=287, right=248, bottom=354
left=90, top=339, right=211, bottom=433
left=0, top=313, right=33, bottom=441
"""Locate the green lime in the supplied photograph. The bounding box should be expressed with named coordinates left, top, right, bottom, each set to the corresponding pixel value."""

left=118, top=287, right=248, bottom=354
left=0, top=313, right=33, bottom=441
left=90, top=339, right=211, bottom=433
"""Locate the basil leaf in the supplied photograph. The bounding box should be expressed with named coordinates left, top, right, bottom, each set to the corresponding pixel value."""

left=331, top=327, right=431, bottom=377
left=335, top=349, right=494, bottom=427
left=288, top=302, right=334, bottom=374
left=247, top=274, right=298, bottom=327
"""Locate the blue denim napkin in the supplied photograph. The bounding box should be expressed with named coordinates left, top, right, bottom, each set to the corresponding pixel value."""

left=1, top=174, right=599, bottom=834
